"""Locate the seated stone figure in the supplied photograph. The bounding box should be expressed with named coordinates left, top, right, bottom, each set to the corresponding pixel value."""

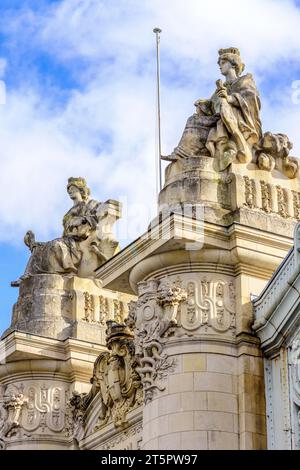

left=12, top=177, right=121, bottom=284
left=164, top=47, right=262, bottom=171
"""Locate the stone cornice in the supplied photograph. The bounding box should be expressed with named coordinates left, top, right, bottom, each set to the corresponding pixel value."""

left=79, top=406, right=142, bottom=450
left=253, top=222, right=300, bottom=355
left=0, top=331, right=106, bottom=381
left=95, top=214, right=293, bottom=294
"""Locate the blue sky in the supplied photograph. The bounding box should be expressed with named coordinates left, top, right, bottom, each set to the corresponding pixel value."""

left=1, top=0, right=300, bottom=332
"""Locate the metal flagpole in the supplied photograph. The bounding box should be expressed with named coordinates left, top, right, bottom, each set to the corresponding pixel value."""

left=153, top=27, right=162, bottom=194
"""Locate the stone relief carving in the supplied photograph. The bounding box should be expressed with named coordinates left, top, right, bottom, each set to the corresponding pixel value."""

left=0, top=384, right=28, bottom=450
left=276, top=186, right=288, bottom=219
left=22, top=384, right=66, bottom=434
left=0, top=382, right=69, bottom=450
left=260, top=181, right=272, bottom=214
left=99, top=295, right=109, bottom=326
left=257, top=132, right=299, bottom=178
left=243, top=176, right=300, bottom=220
left=133, top=275, right=236, bottom=402
left=163, top=47, right=299, bottom=177
left=179, top=277, right=236, bottom=335
left=156, top=279, right=187, bottom=325
left=134, top=279, right=186, bottom=403
left=68, top=321, right=142, bottom=439
left=292, top=191, right=300, bottom=219
left=113, top=300, right=125, bottom=324
left=80, top=293, right=128, bottom=325
left=12, top=177, right=121, bottom=285
left=83, top=291, right=95, bottom=322
left=244, top=176, right=255, bottom=209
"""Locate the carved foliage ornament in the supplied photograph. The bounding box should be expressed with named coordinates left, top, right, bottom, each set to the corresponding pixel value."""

left=0, top=384, right=28, bottom=450
left=134, top=276, right=236, bottom=403
left=134, top=278, right=186, bottom=403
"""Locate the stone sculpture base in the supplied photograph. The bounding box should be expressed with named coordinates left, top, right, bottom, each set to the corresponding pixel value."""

left=158, top=156, right=300, bottom=236
left=3, top=274, right=135, bottom=342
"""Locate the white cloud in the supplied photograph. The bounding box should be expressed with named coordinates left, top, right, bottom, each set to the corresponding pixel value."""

left=1, top=0, right=300, bottom=247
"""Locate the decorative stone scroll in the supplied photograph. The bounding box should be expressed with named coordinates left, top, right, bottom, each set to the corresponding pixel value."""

left=134, top=279, right=186, bottom=403
left=0, top=382, right=69, bottom=450
left=179, top=276, right=236, bottom=335
left=133, top=275, right=236, bottom=402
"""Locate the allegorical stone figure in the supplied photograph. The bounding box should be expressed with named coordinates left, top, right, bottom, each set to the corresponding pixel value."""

left=164, top=47, right=262, bottom=171
left=12, top=177, right=120, bottom=284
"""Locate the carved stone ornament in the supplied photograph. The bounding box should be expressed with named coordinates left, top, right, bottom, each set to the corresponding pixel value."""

left=178, top=277, right=236, bottom=335
left=242, top=175, right=300, bottom=220
left=0, top=382, right=70, bottom=450
left=257, top=132, right=299, bottom=178
left=132, top=275, right=236, bottom=403
left=134, top=278, right=187, bottom=403
left=67, top=320, right=142, bottom=438
left=99, top=423, right=142, bottom=450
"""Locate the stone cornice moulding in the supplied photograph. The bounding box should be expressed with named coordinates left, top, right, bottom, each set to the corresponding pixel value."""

left=79, top=407, right=142, bottom=450
left=0, top=331, right=105, bottom=380
left=95, top=214, right=293, bottom=294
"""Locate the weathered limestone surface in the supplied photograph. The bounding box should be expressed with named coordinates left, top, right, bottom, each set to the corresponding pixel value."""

left=0, top=178, right=137, bottom=450
left=94, top=48, right=300, bottom=449
left=66, top=321, right=143, bottom=449
left=0, top=332, right=105, bottom=449
left=1, top=47, right=300, bottom=450
left=3, top=274, right=134, bottom=342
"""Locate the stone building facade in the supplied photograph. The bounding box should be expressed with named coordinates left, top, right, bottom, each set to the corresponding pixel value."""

left=0, top=47, right=300, bottom=450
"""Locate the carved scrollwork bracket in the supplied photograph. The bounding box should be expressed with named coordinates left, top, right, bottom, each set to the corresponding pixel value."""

left=134, top=278, right=187, bottom=403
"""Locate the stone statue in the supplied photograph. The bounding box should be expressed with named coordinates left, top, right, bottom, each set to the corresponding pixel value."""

left=12, top=177, right=121, bottom=284
left=164, top=47, right=262, bottom=171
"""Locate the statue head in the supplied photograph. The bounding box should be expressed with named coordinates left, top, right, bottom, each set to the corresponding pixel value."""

left=67, top=177, right=90, bottom=202
left=218, top=47, right=245, bottom=77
